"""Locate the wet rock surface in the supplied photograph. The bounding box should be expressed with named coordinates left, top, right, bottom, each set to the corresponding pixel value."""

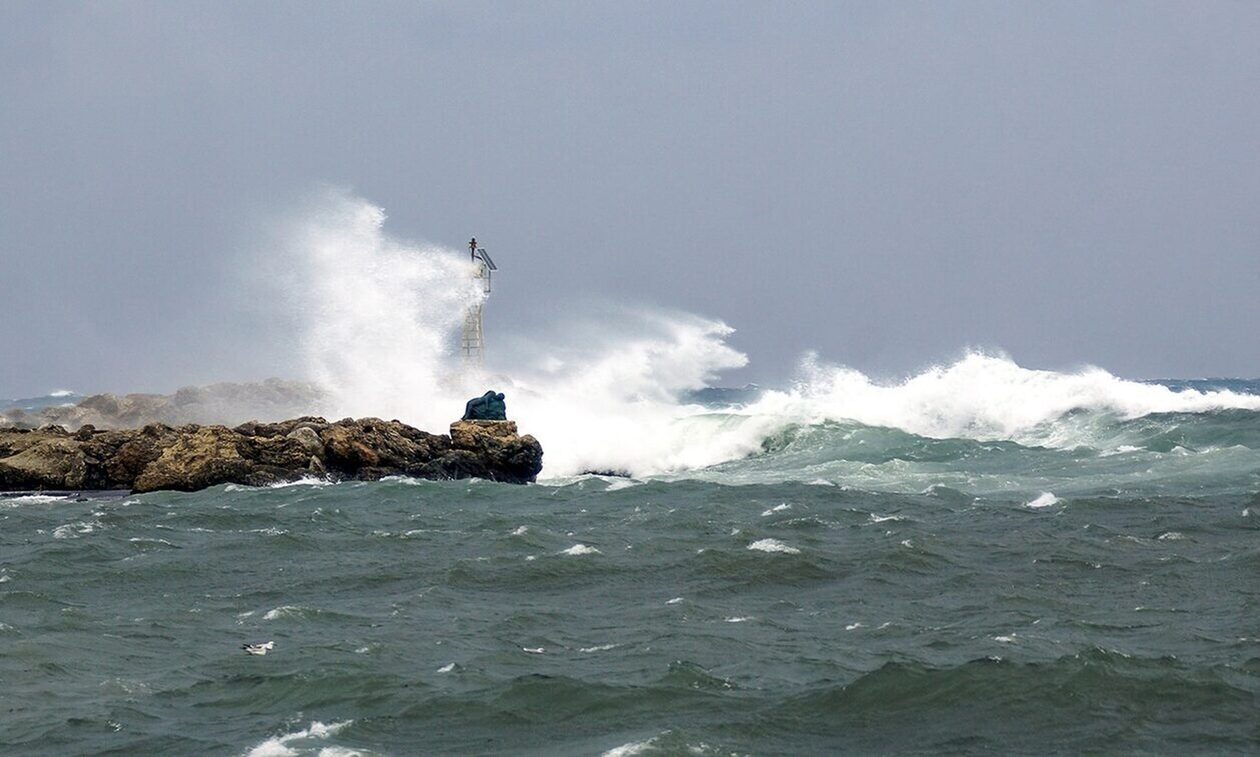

left=0, top=416, right=543, bottom=493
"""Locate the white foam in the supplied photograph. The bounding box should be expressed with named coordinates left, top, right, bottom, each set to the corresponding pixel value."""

left=747, top=538, right=800, bottom=554
left=437, top=662, right=456, bottom=673
left=579, top=643, right=619, bottom=653
left=760, top=503, right=791, bottom=516
left=993, top=635, right=1016, bottom=643
left=745, top=351, right=1260, bottom=447
left=1157, top=531, right=1185, bottom=541
left=52, top=521, right=97, bottom=539
left=602, top=736, right=658, bottom=757
left=845, top=622, right=862, bottom=631
left=265, top=195, right=1260, bottom=479
left=244, top=719, right=353, bottom=757
left=724, top=616, right=752, bottom=623
left=511, top=526, right=528, bottom=536
left=665, top=597, right=684, bottom=604
left=560, top=544, right=601, bottom=556
left=266, top=477, right=333, bottom=489
left=1026, top=492, right=1060, bottom=508
left=2, top=494, right=65, bottom=506
left=263, top=605, right=302, bottom=621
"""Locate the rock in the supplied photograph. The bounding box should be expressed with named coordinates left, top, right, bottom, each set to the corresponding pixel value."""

left=448, top=420, right=543, bottom=484
left=0, top=438, right=88, bottom=490
left=0, top=414, right=543, bottom=494
left=285, top=426, right=323, bottom=456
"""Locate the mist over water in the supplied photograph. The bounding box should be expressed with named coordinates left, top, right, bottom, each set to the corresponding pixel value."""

left=276, top=193, right=1260, bottom=481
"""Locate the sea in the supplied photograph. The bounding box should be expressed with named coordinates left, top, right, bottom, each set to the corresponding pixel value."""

left=3, top=369, right=1259, bottom=755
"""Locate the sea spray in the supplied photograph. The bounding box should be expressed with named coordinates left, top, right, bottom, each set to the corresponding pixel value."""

left=274, top=191, right=484, bottom=431
left=273, top=192, right=764, bottom=476
left=742, top=351, right=1260, bottom=446
left=267, top=193, right=1260, bottom=479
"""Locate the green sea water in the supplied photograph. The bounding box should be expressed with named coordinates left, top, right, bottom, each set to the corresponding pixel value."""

left=3, top=400, right=1260, bottom=754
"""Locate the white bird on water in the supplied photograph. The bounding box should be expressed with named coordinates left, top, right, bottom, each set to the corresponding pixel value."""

left=242, top=641, right=275, bottom=656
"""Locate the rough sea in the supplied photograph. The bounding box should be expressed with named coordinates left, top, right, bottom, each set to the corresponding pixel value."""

left=3, top=373, right=1259, bottom=755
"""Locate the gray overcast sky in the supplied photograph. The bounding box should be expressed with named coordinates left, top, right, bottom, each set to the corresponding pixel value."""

left=2, top=1, right=1258, bottom=397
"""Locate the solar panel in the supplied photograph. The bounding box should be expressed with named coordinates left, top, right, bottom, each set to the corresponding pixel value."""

left=476, top=249, right=498, bottom=270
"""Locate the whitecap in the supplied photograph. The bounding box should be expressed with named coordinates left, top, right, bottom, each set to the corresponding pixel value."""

left=1025, top=492, right=1059, bottom=508
left=993, top=635, right=1016, bottom=643
left=128, top=537, right=177, bottom=547
left=244, top=719, right=353, bottom=757
left=1157, top=531, right=1185, bottom=541
left=511, top=526, right=528, bottom=536
left=760, top=503, right=791, bottom=517
left=579, top=643, right=619, bottom=653
left=869, top=513, right=903, bottom=523
left=602, top=736, right=659, bottom=757
left=263, top=605, right=303, bottom=621
left=845, top=622, right=862, bottom=631
left=437, top=662, right=456, bottom=673
left=747, top=538, right=800, bottom=554
left=724, top=616, right=752, bottom=623
left=267, top=476, right=332, bottom=488
left=53, top=521, right=97, bottom=539
left=2, top=494, right=65, bottom=505
left=665, top=597, right=684, bottom=605
left=559, top=544, right=601, bottom=556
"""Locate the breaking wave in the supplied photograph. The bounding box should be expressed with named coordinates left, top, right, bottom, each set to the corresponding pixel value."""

left=266, top=193, right=1260, bottom=479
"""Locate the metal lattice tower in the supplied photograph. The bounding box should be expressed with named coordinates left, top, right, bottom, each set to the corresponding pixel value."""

left=461, top=237, right=497, bottom=369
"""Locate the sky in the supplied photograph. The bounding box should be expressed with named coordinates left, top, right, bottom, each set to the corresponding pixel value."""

left=2, top=1, right=1258, bottom=398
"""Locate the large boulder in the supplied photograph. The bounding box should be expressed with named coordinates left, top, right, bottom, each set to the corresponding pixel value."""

left=132, top=426, right=256, bottom=493
left=447, top=420, right=544, bottom=484
left=0, top=437, right=88, bottom=489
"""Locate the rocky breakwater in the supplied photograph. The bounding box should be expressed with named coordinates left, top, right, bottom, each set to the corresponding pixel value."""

left=0, top=417, right=543, bottom=493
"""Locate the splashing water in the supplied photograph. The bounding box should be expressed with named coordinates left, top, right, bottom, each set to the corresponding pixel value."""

left=277, top=192, right=485, bottom=431
left=743, top=352, right=1260, bottom=447
left=274, top=193, right=1260, bottom=479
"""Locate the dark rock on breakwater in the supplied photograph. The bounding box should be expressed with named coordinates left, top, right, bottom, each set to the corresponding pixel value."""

left=0, top=417, right=543, bottom=493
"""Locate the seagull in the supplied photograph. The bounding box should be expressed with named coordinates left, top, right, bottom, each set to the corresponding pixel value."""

left=242, top=641, right=275, bottom=656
